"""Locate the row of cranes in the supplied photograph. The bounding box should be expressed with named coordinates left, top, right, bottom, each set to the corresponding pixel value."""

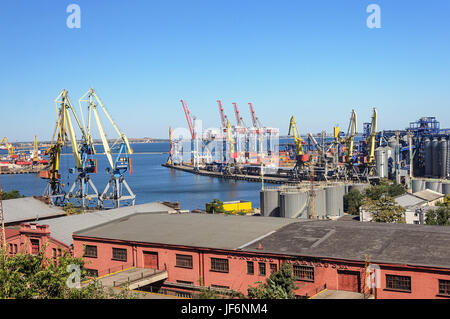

left=170, top=100, right=280, bottom=175
left=287, top=107, right=379, bottom=182
left=40, top=89, right=135, bottom=209
left=169, top=100, right=381, bottom=182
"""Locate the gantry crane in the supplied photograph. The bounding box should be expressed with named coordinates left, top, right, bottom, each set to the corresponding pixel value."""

left=41, top=97, right=68, bottom=206
left=288, top=115, right=307, bottom=179
left=32, top=136, right=39, bottom=164
left=248, top=102, right=262, bottom=129
left=0, top=137, right=15, bottom=158
left=80, top=88, right=135, bottom=208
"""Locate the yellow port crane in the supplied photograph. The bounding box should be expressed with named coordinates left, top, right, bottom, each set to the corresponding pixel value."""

left=0, top=137, right=15, bottom=157
left=41, top=96, right=68, bottom=205
left=288, top=115, right=305, bottom=157
left=343, top=109, right=357, bottom=165
left=32, top=135, right=39, bottom=164
left=288, top=115, right=307, bottom=180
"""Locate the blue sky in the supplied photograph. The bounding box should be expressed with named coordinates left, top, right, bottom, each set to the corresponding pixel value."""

left=0, top=0, right=449, bottom=141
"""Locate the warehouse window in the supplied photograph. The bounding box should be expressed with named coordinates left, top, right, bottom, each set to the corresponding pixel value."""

left=293, top=265, right=315, bottom=282
left=84, top=245, right=98, bottom=258
left=176, top=254, right=193, bottom=269
left=270, top=263, right=278, bottom=274
left=438, top=280, right=450, bottom=296
left=30, top=239, right=39, bottom=255
left=210, top=258, right=229, bottom=273
left=247, top=261, right=254, bottom=275
left=211, top=284, right=230, bottom=290
left=86, top=269, right=99, bottom=278
left=259, top=262, right=266, bottom=276
left=386, top=275, right=411, bottom=292
left=112, top=248, right=127, bottom=262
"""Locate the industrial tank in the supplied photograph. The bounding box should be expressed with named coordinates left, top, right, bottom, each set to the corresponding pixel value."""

left=375, top=147, right=388, bottom=178
left=411, top=179, right=425, bottom=193
left=442, top=183, right=450, bottom=196
left=313, top=188, right=327, bottom=219
left=439, top=138, right=448, bottom=178
left=432, top=137, right=440, bottom=178
left=325, top=186, right=344, bottom=217
left=424, top=138, right=432, bottom=177
left=279, top=191, right=309, bottom=219
left=260, top=189, right=280, bottom=217
left=425, top=180, right=442, bottom=194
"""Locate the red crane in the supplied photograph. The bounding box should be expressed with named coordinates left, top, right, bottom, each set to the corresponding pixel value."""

left=217, top=100, right=228, bottom=128
left=248, top=102, right=260, bottom=128
left=232, top=102, right=242, bottom=126
left=180, top=99, right=195, bottom=139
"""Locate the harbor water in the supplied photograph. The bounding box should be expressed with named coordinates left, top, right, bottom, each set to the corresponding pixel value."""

left=0, top=143, right=270, bottom=211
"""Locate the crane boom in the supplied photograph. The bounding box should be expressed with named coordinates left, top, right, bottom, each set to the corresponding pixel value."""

left=232, top=102, right=242, bottom=126
left=217, top=100, right=228, bottom=128
left=367, top=107, right=377, bottom=164
left=288, top=116, right=304, bottom=156
left=0, top=137, right=15, bottom=157
left=181, top=99, right=195, bottom=139
left=345, top=109, right=357, bottom=162
left=248, top=102, right=259, bottom=128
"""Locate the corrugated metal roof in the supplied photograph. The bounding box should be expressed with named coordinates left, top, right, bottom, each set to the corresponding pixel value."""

left=2, top=197, right=66, bottom=224
left=40, top=202, right=177, bottom=246
left=394, top=193, right=425, bottom=208
left=413, top=189, right=444, bottom=202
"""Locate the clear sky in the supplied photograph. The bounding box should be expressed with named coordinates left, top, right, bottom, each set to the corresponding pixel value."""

left=0, top=0, right=449, bottom=141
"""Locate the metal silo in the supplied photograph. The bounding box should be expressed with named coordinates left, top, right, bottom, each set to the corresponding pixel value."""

left=411, top=179, right=425, bottom=193
left=439, top=138, right=448, bottom=178
left=425, top=180, right=443, bottom=194
left=432, top=137, right=440, bottom=178
left=279, top=191, right=309, bottom=219
left=375, top=147, right=388, bottom=178
left=314, top=188, right=327, bottom=219
left=260, top=189, right=280, bottom=217
left=325, top=186, right=344, bottom=217
left=424, top=138, right=432, bottom=177
left=442, top=183, right=450, bottom=196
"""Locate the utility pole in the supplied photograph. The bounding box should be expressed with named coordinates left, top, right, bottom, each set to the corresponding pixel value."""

left=395, top=131, right=400, bottom=184
left=408, top=132, right=413, bottom=189
left=0, top=174, right=6, bottom=249
left=308, top=156, right=316, bottom=219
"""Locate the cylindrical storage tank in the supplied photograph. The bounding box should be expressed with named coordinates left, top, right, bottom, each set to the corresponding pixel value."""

left=424, top=138, right=432, bottom=177
left=314, top=188, right=327, bottom=219
left=260, top=189, right=279, bottom=217
left=375, top=147, right=388, bottom=178
left=325, top=186, right=344, bottom=217
left=439, top=138, right=448, bottom=178
left=411, top=179, right=425, bottom=193
left=386, top=146, right=395, bottom=179
left=432, top=137, right=440, bottom=178
left=442, top=183, right=450, bottom=196
left=388, top=138, right=397, bottom=150
left=279, top=192, right=309, bottom=219
left=425, top=180, right=443, bottom=193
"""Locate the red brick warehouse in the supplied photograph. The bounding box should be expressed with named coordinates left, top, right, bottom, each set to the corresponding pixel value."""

left=71, top=213, right=450, bottom=299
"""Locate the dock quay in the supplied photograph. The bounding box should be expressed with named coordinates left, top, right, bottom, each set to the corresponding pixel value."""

left=162, top=163, right=299, bottom=184
left=0, top=166, right=42, bottom=175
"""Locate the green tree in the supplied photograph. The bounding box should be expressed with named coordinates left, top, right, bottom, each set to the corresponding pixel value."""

left=362, top=195, right=406, bottom=223
left=206, top=199, right=226, bottom=214
left=363, top=182, right=406, bottom=201
left=0, top=245, right=133, bottom=299
left=62, top=202, right=82, bottom=215
left=1, top=190, right=24, bottom=200
left=247, top=263, right=297, bottom=299
left=344, top=189, right=363, bottom=215
left=425, top=207, right=450, bottom=226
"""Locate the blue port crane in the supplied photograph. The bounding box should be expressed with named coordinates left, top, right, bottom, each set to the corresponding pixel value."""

left=79, top=88, right=135, bottom=208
